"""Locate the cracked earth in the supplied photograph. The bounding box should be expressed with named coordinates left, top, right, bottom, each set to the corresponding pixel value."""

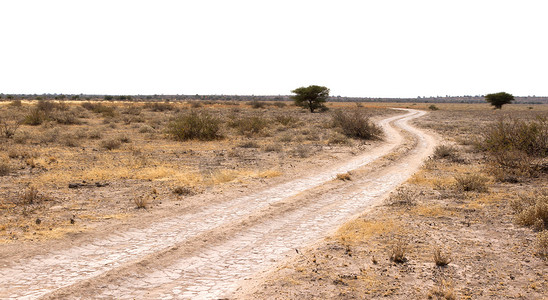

left=0, top=108, right=436, bottom=299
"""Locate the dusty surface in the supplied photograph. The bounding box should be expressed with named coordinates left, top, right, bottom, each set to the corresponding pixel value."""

left=235, top=104, right=548, bottom=300
left=0, top=108, right=435, bottom=299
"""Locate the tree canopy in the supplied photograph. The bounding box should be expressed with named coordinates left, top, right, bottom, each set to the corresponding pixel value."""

left=291, top=85, right=330, bottom=113
left=485, top=92, right=514, bottom=109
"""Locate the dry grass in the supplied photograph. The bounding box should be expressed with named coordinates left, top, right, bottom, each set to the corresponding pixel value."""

left=433, top=247, right=452, bottom=266
left=510, top=190, right=548, bottom=231
left=336, top=172, right=352, bottom=181
left=388, top=239, right=407, bottom=263
left=453, top=173, right=488, bottom=193
left=428, top=280, right=456, bottom=300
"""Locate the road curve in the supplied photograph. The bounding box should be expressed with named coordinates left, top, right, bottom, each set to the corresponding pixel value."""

left=0, top=109, right=436, bottom=299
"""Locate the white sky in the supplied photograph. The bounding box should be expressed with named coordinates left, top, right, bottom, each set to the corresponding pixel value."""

left=1, top=0, right=547, bottom=98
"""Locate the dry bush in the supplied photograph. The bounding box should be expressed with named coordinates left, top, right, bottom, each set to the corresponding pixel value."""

left=19, top=186, right=48, bottom=205
left=0, top=116, right=21, bottom=138
left=9, top=99, right=22, bottom=107
left=248, top=100, right=266, bottom=109
left=388, top=187, right=417, bottom=206
left=81, top=102, right=117, bottom=117
left=271, top=101, right=287, bottom=108
left=428, top=280, right=456, bottom=300
left=336, top=172, right=352, bottom=181
left=480, top=117, right=547, bottom=157
left=389, top=240, right=407, bottom=263
left=0, top=160, right=10, bottom=176
left=274, top=115, right=297, bottom=126
left=49, top=110, right=81, bottom=125
left=23, top=108, right=47, bottom=125
left=100, top=139, right=122, bottom=150
left=144, top=102, right=174, bottom=112
left=433, top=144, right=458, bottom=159
left=238, top=141, right=260, bottom=148
left=263, top=144, right=282, bottom=152
left=229, top=116, right=268, bottom=135
left=428, top=104, right=440, bottom=111
left=133, top=195, right=148, bottom=209
left=290, top=145, right=312, bottom=158
left=480, top=117, right=547, bottom=179
left=433, top=247, right=452, bottom=266
left=510, top=190, right=548, bottom=231
left=537, top=231, right=548, bottom=258
left=139, top=124, right=156, bottom=133
left=167, top=111, right=222, bottom=141
left=172, top=186, right=194, bottom=196
left=453, top=173, right=488, bottom=193
left=327, top=132, right=351, bottom=145
left=332, top=110, right=383, bottom=140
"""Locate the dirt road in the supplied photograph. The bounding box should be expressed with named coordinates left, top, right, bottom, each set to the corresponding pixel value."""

left=0, top=109, right=435, bottom=299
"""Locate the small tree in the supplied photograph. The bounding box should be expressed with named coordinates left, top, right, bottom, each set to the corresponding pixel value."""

left=291, top=85, right=329, bottom=113
left=485, top=92, right=514, bottom=109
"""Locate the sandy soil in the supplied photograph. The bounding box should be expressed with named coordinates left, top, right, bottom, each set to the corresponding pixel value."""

left=0, top=108, right=435, bottom=299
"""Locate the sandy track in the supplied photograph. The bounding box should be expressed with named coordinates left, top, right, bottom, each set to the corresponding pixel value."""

left=0, top=109, right=435, bottom=299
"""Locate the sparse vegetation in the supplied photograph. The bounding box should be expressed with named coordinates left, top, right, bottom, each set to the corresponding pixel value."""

left=433, top=247, right=452, bottom=266
left=167, top=111, right=222, bottom=141
left=510, top=190, right=548, bottom=231
left=453, top=173, right=488, bottom=192
left=332, top=110, right=383, bottom=140
left=389, top=239, right=407, bottom=263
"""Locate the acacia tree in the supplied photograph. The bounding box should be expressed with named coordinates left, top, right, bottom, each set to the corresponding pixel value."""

left=291, top=85, right=330, bottom=113
left=485, top=92, right=514, bottom=109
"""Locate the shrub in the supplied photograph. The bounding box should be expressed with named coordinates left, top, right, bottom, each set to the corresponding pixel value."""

left=389, top=240, right=407, bottom=263
left=0, top=117, right=21, bottom=138
left=144, top=102, right=174, bottom=112
left=332, top=110, right=382, bottom=140
left=480, top=117, right=547, bottom=157
left=100, top=139, right=122, bottom=150
left=9, top=99, right=22, bottom=107
left=537, top=231, right=548, bottom=258
left=173, top=186, right=194, bottom=196
left=167, top=111, right=222, bottom=141
left=428, top=104, right=440, bottom=111
left=20, top=186, right=48, bottom=205
left=49, top=110, right=81, bottom=125
left=433, top=145, right=457, bottom=159
left=274, top=115, right=297, bottom=126
left=229, top=116, right=267, bottom=135
left=388, top=187, right=417, bottom=206
left=510, top=190, right=548, bottom=231
left=239, top=141, right=260, bottom=148
left=0, top=160, right=10, bottom=176
left=23, top=108, right=47, bottom=126
left=249, top=100, right=266, bottom=109
left=134, top=195, right=148, bottom=209
left=263, top=144, right=283, bottom=152
left=433, top=248, right=452, bottom=266
left=453, top=173, right=488, bottom=193
left=336, top=172, right=352, bottom=181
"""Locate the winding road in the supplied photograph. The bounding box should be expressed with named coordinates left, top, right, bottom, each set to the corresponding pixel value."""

left=0, top=108, right=435, bottom=299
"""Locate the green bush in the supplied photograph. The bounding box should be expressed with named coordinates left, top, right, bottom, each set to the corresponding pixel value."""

left=167, top=111, right=222, bottom=141
left=331, top=110, right=382, bottom=140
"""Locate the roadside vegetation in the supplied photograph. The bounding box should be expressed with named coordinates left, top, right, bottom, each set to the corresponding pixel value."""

left=237, top=103, right=548, bottom=299
left=0, top=99, right=392, bottom=243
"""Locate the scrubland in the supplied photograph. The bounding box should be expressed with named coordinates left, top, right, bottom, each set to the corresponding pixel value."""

left=236, top=103, right=548, bottom=299
left=0, top=100, right=390, bottom=244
